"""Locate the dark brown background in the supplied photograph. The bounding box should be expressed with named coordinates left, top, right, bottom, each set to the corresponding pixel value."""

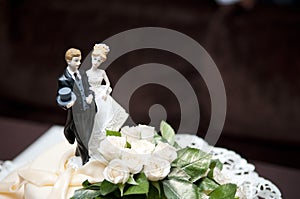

left=0, top=0, right=299, bottom=197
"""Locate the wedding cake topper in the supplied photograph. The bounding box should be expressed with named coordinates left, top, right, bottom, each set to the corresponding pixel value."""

left=56, top=44, right=128, bottom=165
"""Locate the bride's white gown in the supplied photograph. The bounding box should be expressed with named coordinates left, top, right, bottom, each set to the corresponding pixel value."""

left=86, top=69, right=128, bottom=159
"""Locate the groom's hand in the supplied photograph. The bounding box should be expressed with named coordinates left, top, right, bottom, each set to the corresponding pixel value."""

left=66, top=101, right=75, bottom=108
left=86, top=94, right=93, bottom=104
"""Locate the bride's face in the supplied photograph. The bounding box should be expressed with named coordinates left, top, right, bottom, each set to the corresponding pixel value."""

left=92, top=55, right=103, bottom=69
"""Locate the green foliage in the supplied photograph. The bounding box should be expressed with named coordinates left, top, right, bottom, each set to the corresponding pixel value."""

left=71, top=189, right=102, bottom=199
left=106, top=130, right=121, bottom=137
left=163, top=178, right=199, bottom=199
left=150, top=181, right=161, bottom=197
left=198, top=177, right=219, bottom=194
left=208, top=159, right=223, bottom=178
left=209, top=184, right=237, bottom=199
left=123, top=173, right=149, bottom=196
left=160, top=120, right=175, bottom=145
left=71, top=121, right=239, bottom=199
left=98, top=180, right=118, bottom=196
left=173, top=147, right=211, bottom=182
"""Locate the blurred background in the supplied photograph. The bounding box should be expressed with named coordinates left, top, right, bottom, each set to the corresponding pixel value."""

left=0, top=0, right=299, bottom=197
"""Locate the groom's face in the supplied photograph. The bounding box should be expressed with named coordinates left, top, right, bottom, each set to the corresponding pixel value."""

left=68, top=56, right=81, bottom=72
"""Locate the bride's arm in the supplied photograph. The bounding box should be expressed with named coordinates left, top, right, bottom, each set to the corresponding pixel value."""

left=102, top=70, right=111, bottom=95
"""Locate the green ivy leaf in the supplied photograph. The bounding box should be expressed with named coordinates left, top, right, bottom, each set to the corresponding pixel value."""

left=182, top=158, right=211, bottom=182
left=162, top=178, right=199, bottom=199
left=160, top=121, right=175, bottom=146
left=173, top=148, right=211, bottom=182
left=151, top=181, right=162, bottom=197
left=173, top=148, right=210, bottom=167
left=82, top=180, right=91, bottom=188
left=212, top=159, right=223, bottom=170
left=198, top=177, right=219, bottom=194
left=99, top=180, right=118, bottom=196
left=127, top=174, right=139, bottom=185
left=81, top=180, right=102, bottom=190
left=209, top=183, right=237, bottom=199
left=106, top=130, right=121, bottom=137
left=70, top=189, right=101, bottom=199
left=208, top=159, right=223, bottom=178
left=168, top=167, right=190, bottom=181
left=124, top=173, right=149, bottom=196
left=148, top=182, right=160, bottom=199
left=196, top=187, right=210, bottom=199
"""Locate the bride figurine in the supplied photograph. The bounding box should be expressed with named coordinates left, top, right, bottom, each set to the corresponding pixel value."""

left=87, top=44, right=128, bottom=159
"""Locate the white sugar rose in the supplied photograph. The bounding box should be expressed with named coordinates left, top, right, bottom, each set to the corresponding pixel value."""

left=144, top=157, right=171, bottom=181
left=130, top=139, right=155, bottom=155
left=121, top=126, right=140, bottom=143
left=103, top=159, right=130, bottom=184
left=153, top=141, right=177, bottom=163
left=121, top=148, right=144, bottom=174
left=121, top=125, right=155, bottom=143
left=138, top=124, right=155, bottom=141
left=98, top=136, right=126, bottom=161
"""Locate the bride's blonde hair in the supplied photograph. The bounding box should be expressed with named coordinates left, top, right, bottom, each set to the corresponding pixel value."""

left=92, top=44, right=110, bottom=60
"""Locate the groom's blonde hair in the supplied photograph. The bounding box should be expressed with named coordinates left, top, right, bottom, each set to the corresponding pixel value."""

left=65, top=48, right=81, bottom=62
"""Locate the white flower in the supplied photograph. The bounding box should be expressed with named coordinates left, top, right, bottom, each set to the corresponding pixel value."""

left=138, top=124, right=155, bottom=141
left=130, top=139, right=155, bottom=155
left=121, top=125, right=155, bottom=143
left=121, top=148, right=144, bottom=174
left=98, top=136, right=126, bottom=161
left=153, top=141, right=177, bottom=163
left=103, top=159, right=130, bottom=184
left=144, top=157, right=171, bottom=181
left=121, top=126, right=140, bottom=143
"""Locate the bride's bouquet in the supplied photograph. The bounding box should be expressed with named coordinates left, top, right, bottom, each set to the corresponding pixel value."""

left=71, top=121, right=239, bottom=199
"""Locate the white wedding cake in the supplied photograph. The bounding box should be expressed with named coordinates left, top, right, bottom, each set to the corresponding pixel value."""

left=0, top=124, right=282, bottom=199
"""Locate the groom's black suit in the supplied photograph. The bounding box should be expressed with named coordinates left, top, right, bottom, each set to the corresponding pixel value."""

left=57, top=68, right=96, bottom=164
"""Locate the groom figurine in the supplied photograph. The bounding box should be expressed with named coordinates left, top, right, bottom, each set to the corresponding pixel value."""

left=56, top=48, right=97, bottom=164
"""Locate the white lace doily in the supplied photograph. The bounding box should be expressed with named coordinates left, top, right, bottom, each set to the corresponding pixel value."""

left=0, top=134, right=282, bottom=199
left=175, top=134, right=282, bottom=199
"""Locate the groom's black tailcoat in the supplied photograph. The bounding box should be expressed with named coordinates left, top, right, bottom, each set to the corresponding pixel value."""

left=57, top=69, right=97, bottom=164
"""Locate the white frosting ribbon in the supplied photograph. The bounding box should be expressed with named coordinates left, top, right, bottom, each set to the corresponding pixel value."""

left=0, top=146, right=106, bottom=199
